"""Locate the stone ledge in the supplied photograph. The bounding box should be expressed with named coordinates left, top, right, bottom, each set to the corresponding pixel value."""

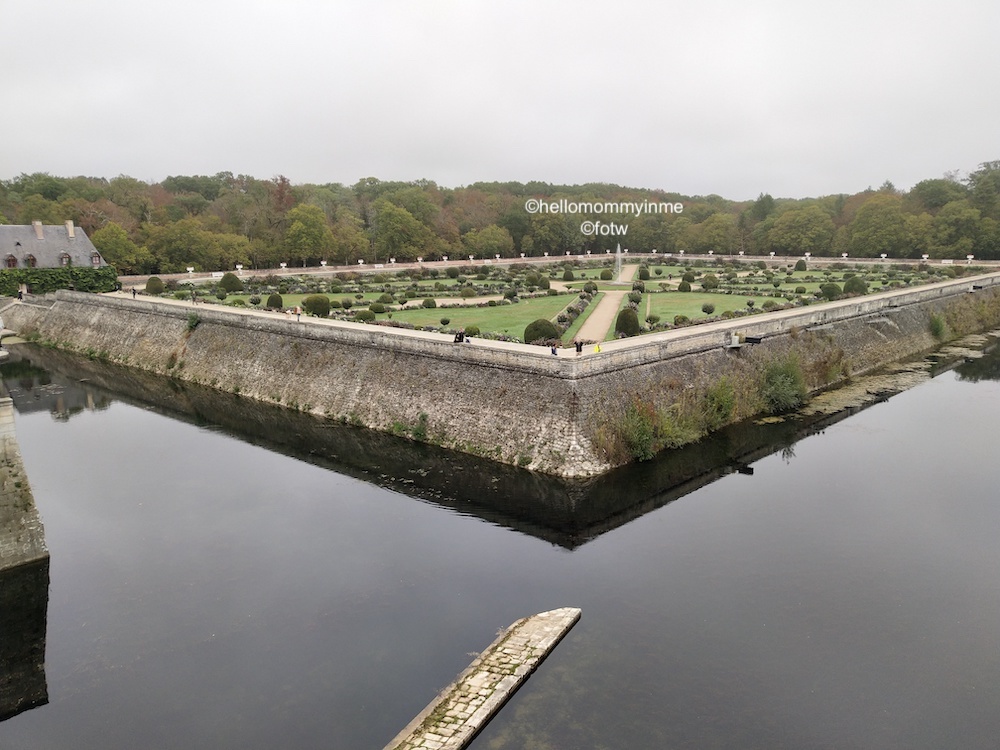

left=384, top=607, right=581, bottom=750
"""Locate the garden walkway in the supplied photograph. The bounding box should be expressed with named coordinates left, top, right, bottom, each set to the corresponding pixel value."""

left=572, top=263, right=639, bottom=343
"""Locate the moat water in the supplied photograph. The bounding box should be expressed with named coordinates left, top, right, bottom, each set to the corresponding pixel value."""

left=2, top=343, right=1000, bottom=748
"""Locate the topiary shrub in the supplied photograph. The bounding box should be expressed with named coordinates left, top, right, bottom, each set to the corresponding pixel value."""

left=632, top=280, right=645, bottom=292
left=354, top=309, right=375, bottom=322
left=303, top=294, right=331, bottom=317
left=460, top=286, right=476, bottom=298
left=463, top=325, right=480, bottom=336
left=646, top=314, right=661, bottom=326
left=795, top=258, right=807, bottom=271
left=145, top=276, right=165, bottom=295
left=446, top=266, right=460, bottom=278
left=600, top=269, right=613, bottom=280
left=819, top=282, right=842, bottom=300
left=701, top=274, right=719, bottom=290
left=701, top=302, right=715, bottom=315
left=563, top=268, right=575, bottom=281
left=341, top=298, right=353, bottom=310
left=615, top=307, right=640, bottom=337
left=583, top=281, right=598, bottom=294
left=378, top=293, right=394, bottom=303
left=329, top=299, right=342, bottom=309
left=795, top=286, right=807, bottom=295
left=673, top=314, right=690, bottom=326
left=524, top=318, right=558, bottom=343
left=681, top=271, right=696, bottom=283
left=677, top=280, right=691, bottom=292
left=220, top=272, right=243, bottom=292
left=440, top=318, right=450, bottom=326
left=422, top=297, right=437, bottom=308
left=266, top=292, right=283, bottom=309
left=216, top=290, right=227, bottom=301
left=628, top=290, right=643, bottom=304
left=249, top=294, right=261, bottom=306
left=638, top=266, right=650, bottom=280
left=369, top=302, right=386, bottom=313
left=843, top=276, right=868, bottom=295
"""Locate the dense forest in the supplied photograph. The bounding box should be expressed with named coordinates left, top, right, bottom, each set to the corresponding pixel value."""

left=1, top=162, right=999, bottom=275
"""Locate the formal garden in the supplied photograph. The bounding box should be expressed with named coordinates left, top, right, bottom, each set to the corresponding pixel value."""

left=138, top=257, right=984, bottom=344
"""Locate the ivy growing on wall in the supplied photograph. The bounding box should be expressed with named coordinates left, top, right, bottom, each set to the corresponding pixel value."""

left=0, top=267, right=118, bottom=296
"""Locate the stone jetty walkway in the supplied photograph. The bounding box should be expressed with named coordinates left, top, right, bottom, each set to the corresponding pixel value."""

left=384, top=607, right=581, bottom=750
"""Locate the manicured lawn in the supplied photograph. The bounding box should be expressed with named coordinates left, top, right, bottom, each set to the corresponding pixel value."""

left=380, top=294, right=575, bottom=337
left=647, top=291, right=773, bottom=320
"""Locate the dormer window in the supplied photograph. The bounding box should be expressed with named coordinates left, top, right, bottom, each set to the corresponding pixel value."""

left=91, top=252, right=101, bottom=267
left=25, top=255, right=37, bottom=268
left=5, top=255, right=16, bottom=268
left=60, top=253, right=71, bottom=266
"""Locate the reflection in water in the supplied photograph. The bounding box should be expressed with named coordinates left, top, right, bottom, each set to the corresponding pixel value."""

left=0, top=357, right=111, bottom=422
left=956, top=343, right=1000, bottom=382
left=0, top=343, right=952, bottom=549
left=0, top=560, right=49, bottom=722
left=5, top=340, right=1000, bottom=748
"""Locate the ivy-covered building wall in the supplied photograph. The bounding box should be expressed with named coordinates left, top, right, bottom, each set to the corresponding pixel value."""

left=0, top=222, right=117, bottom=295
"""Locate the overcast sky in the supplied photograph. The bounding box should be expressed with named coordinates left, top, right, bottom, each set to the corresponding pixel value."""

left=4, top=0, right=999, bottom=200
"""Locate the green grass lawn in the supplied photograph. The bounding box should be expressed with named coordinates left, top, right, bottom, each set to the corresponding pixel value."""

left=647, top=291, right=772, bottom=320
left=379, top=294, right=575, bottom=337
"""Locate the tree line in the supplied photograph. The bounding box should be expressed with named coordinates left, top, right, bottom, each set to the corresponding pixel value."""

left=1, top=162, right=998, bottom=275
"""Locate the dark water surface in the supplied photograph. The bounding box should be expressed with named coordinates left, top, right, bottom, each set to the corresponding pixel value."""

left=1, top=346, right=1000, bottom=749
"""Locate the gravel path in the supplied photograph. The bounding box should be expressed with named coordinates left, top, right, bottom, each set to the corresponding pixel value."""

left=572, top=263, right=638, bottom=344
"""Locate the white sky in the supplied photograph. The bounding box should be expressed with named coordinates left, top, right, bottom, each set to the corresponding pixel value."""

left=4, top=0, right=999, bottom=200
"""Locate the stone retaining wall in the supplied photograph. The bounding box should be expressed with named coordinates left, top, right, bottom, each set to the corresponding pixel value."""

left=6, top=273, right=1000, bottom=477
left=0, top=398, right=47, bottom=573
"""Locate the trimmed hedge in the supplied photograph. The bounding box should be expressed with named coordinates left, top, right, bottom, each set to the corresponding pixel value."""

left=144, top=275, right=165, bottom=295
left=524, top=318, right=558, bottom=343
left=302, top=294, right=331, bottom=317
left=616, top=307, right=640, bottom=336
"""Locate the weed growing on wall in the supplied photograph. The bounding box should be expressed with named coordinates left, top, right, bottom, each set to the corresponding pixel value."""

left=702, top=376, right=735, bottom=430
left=760, top=355, right=807, bottom=414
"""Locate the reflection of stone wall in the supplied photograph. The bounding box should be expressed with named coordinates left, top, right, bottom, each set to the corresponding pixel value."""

left=0, top=559, right=49, bottom=722
left=6, top=277, right=1000, bottom=477
left=0, top=398, right=47, bottom=572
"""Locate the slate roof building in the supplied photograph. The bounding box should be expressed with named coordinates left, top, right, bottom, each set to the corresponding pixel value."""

left=0, top=221, right=106, bottom=269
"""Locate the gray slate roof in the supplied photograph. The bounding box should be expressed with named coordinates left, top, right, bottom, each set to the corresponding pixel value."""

left=0, top=222, right=106, bottom=268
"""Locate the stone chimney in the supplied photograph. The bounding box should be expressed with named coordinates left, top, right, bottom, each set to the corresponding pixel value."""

left=32, top=221, right=43, bottom=240
left=65, top=220, right=75, bottom=239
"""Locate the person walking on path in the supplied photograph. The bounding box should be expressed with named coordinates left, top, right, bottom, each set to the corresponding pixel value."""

left=575, top=340, right=583, bottom=355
